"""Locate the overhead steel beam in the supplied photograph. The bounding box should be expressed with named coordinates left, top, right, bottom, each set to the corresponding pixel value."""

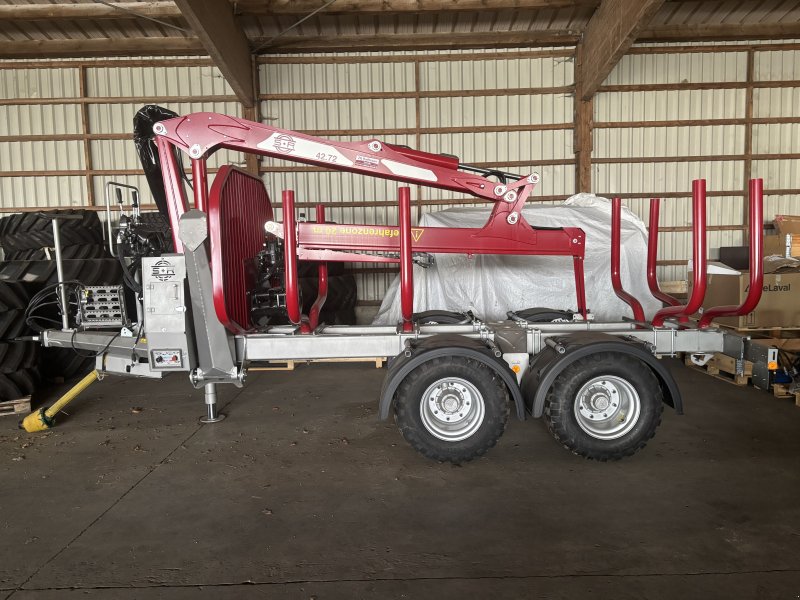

left=577, top=0, right=665, bottom=101
left=173, top=0, right=255, bottom=107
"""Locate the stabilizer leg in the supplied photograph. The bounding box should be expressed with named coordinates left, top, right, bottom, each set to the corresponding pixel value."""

left=200, top=382, right=225, bottom=423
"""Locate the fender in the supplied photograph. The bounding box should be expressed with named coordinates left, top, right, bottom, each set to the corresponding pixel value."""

left=378, top=334, right=526, bottom=421
left=521, top=332, right=682, bottom=418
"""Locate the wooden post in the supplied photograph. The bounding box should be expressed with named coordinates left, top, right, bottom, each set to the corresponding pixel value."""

left=243, top=58, right=260, bottom=177
left=574, top=45, right=593, bottom=193
left=743, top=49, right=755, bottom=243
left=78, top=66, right=95, bottom=206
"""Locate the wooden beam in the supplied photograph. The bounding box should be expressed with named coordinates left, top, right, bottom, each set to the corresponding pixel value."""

left=0, top=0, right=600, bottom=20
left=0, top=1, right=179, bottom=20
left=640, top=22, right=800, bottom=42
left=174, top=0, right=255, bottom=107
left=0, top=38, right=203, bottom=59
left=574, top=45, right=593, bottom=192
left=578, top=0, right=665, bottom=101
left=237, top=0, right=600, bottom=13
left=243, top=60, right=261, bottom=176
left=0, top=33, right=579, bottom=61
left=258, top=31, right=582, bottom=53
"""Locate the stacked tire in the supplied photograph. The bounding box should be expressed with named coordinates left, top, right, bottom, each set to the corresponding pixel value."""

left=0, top=211, right=106, bottom=261
left=0, top=282, right=39, bottom=402
left=0, top=210, right=122, bottom=396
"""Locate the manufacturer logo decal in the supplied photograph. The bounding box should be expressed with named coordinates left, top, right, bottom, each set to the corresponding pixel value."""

left=152, top=259, right=175, bottom=282
left=355, top=154, right=379, bottom=169
left=272, top=134, right=296, bottom=154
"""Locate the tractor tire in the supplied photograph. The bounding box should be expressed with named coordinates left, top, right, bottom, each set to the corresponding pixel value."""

left=542, top=353, right=664, bottom=461
left=0, top=259, right=122, bottom=286
left=394, top=356, right=510, bottom=464
left=0, top=210, right=103, bottom=252
left=0, top=281, right=40, bottom=401
left=3, top=244, right=109, bottom=261
left=0, top=373, right=24, bottom=402
left=0, top=342, right=38, bottom=373
left=0, top=280, right=29, bottom=311
left=40, top=349, right=94, bottom=381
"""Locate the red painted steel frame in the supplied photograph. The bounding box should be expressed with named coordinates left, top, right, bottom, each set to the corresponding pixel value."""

left=282, top=190, right=302, bottom=326
left=647, top=198, right=682, bottom=308
left=155, top=136, right=188, bottom=253
left=398, top=188, right=414, bottom=332
left=651, top=180, right=708, bottom=327
left=306, top=204, right=329, bottom=331
left=154, top=112, right=589, bottom=326
left=208, top=166, right=275, bottom=333
left=610, top=198, right=645, bottom=322
left=155, top=112, right=503, bottom=202
left=191, top=158, right=208, bottom=212
left=698, top=179, right=764, bottom=328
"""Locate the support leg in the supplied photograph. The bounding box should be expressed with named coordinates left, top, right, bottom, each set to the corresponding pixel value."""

left=200, top=382, right=226, bottom=423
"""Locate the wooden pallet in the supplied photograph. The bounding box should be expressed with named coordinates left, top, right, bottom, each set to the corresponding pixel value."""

left=772, top=383, right=800, bottom=407
left=685, top=353, right=753, bottom=386
left=0, top=396, right=31, bottom=417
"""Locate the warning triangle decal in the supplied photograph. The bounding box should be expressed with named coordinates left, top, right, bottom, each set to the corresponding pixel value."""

left=411, top=228, right=424, bottom=242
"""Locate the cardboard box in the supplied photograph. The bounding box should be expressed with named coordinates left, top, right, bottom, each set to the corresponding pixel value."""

left=693, top=264, right=800, bottom=329
left=764, top=233, right=800, bottom=258
left=774, top=215, right=800, bottom=236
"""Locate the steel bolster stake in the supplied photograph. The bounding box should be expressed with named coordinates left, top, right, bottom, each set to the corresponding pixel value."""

left=307, top=203, right=329, bottom=331
left=652, top=179, right=708, bottom=327
left=398, top=187, right=414, bottom=333
left=698, top=178, right=764, bottom=328
left=610, top=197, right=645, bottom=323
left=647, top=198, right=682, bottom=307
left=282, top=189, right=303, bottom=327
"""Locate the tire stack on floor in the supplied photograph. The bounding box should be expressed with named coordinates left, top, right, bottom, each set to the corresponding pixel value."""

left=0, top=281, right=39, bottom=402
left=0, top=210, right=124, bottom=400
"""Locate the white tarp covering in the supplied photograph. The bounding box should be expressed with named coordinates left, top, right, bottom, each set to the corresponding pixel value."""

left=373, top=194, right=663, bottom=324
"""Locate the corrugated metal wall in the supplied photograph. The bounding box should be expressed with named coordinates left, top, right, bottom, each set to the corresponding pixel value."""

left=596, top=45, right=800, bottom=281
left=2, top=43, right=800, bottom=304
left=259, top=50, right=575, bottom=302
left=0, top=60, right=242, bottom=212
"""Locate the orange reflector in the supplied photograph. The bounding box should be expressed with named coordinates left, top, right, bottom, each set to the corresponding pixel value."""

left=511, top=365, right=521, bottom=374
left=768, top=361, right=778, bottom=370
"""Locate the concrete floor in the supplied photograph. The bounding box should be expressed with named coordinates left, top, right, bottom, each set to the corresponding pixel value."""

left=1, top=360, right=799, bottom=599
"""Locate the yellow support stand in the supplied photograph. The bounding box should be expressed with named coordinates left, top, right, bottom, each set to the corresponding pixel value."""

left=21, top=370, right=99, bottom=433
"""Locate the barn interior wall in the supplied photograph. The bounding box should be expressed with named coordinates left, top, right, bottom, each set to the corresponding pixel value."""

left=1, top=43, right=798, bottom=305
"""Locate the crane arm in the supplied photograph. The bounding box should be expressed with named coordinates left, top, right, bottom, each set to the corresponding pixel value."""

left=153, top=112, right=534, bottom=203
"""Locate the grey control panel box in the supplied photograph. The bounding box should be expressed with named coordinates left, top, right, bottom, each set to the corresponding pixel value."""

left=142, top=255, right=194, bottom=371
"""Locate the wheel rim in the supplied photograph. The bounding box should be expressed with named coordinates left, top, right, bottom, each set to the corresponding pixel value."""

left=573, top=375, right=641, bottom=440
left=420, top=377, right=485, bottom=442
